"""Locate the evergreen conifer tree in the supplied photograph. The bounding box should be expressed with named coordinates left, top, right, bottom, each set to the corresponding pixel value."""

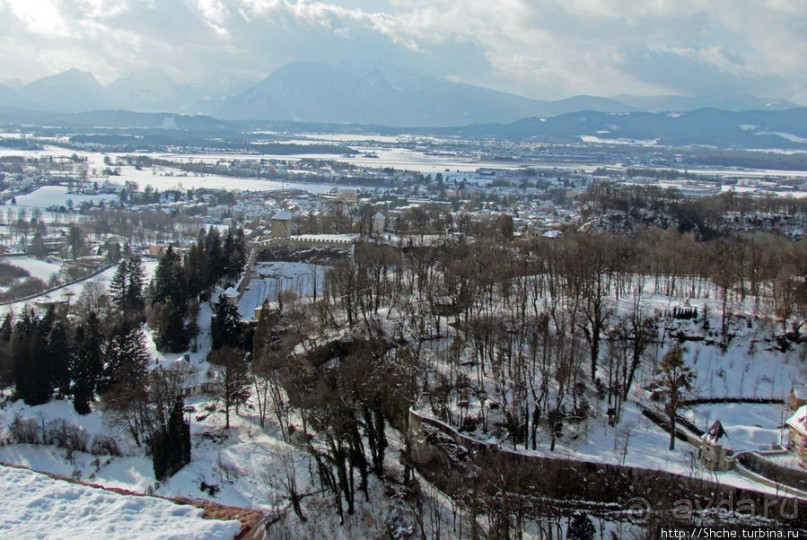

left=210, top=294, right=242, bottom=351
left=45, top=315, right=72, bottom=398
left=101, top=320, right=149, bottom=395
left=71, top=312, right=105, bottom=415
left=11, top=308, right=52, bottom=405
left=152, top=398, right=191, bottom=481
left=149, top=246, right=189, bottom=352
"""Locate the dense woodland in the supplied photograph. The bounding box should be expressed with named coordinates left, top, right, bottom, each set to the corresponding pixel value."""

left=245, top=188, right=807, bottom=532
left=3, top=183, right=807, bottom=535
left=0, top=227, right=246, bottom=479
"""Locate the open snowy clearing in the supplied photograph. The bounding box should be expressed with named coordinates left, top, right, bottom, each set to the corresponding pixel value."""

left=0, top=465, right=242, bottom=539
left=10, top=185, right=117, bottom=211
left=1, top=256, right=61, bottom=283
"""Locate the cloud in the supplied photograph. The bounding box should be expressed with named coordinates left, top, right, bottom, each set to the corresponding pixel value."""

left=0, top=0, right=803, bottom=103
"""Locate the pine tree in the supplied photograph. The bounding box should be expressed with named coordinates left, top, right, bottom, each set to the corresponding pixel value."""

left=152, top=398, right=191, bottom=481
left=11, top=308, right=52, bottom=406
left=154, top=299, right=189, bottom=353
left=101, top=320, right=149, bottom=395
left=150, top=246, right=186, bottom=306
left=45, top=314, right=72, bottom=398
left=109, top=258, right=129, bottom=314
left=112, top=256, right=147, bottom=321
left=185, top=229, right=208, bottom=297
left=206, top=227, right=224, bottom=289
left=0, top=313, right=11, bottom=388
left=0, top=312, right=12, bottom=342
left=72, top=312, right=105, bottom=415
left=223, top=228, right=246, bottom=279
left=126, top=255, right=146, bottom=318
left=567, top=514, right=596, bottom=540
left=210, top=294, right=242, bottom=351
left=654, top=345, right=695, bottom=451
left=67, top=224, right=85, bottom=260
left=149, top=247, right=189, bottom=352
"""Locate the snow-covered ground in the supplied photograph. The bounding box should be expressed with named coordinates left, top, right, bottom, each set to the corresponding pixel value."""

left=1, top=256, right=61, bottom=283
left=1, top=239, right=805, bottom=535
left=606, top=286, right=806, bottom=400
left=237, top=261, right=326, bottom=320
left=0, top=466, right=242, bottom=539
left=0, top=392, right=299, bottom=512
left=0, top=259, right=158, bottom=317
left=462, top=400, right=791, bottom=497
left=684, top=402, right=788, bottom=452
left=10, top=185, right=117, bottom=211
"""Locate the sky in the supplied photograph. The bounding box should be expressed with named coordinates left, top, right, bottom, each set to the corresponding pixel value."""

left=0, top=0, right=804, bottom=102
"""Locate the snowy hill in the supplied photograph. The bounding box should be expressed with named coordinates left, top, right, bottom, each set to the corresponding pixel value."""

left=0, top=465, right=242, bottom=539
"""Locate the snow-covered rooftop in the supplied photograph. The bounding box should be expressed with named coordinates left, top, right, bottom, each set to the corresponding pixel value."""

left=787, top=405, right=807, bottom=437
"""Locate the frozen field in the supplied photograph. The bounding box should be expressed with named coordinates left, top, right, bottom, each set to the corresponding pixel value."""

left=11, top=185, right=117, bottom=210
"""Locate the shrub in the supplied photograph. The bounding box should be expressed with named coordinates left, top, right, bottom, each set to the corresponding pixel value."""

left=9, top=415, right=40, bottom=444
left=91, top=435, right=121, bottom=457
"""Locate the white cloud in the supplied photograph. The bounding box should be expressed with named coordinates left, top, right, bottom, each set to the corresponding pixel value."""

left=189, top=0, right=231, bottom=38
left=5, top=0, right=76, bottom=37
left=0, top=0, right=803, bottom=103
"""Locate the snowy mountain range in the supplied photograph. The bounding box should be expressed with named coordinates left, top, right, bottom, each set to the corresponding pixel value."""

left=0, top=60, right=800, bottom=127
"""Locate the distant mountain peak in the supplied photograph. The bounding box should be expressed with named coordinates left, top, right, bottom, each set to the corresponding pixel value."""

left=217, top=58, right=634, bottom=126
left=20, top=68, right=107, bottom=113
left=27, top=68, right=102, bottom=88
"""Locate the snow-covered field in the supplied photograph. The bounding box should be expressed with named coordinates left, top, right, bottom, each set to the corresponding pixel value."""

left=11, top=185, right=117, bottom=211
left=0, top=390, right=299, bottom=511
left=2, top=256, right=61, bottom=283
left=0, top=465, right=241, bottom=539
left=0, top=259, right=158, bottom=316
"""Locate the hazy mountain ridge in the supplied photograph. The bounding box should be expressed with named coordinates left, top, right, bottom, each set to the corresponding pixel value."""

left=436, top=108, right=807, bottom=149
left=22, top=68, right=110, bottom=112
left=3, top=61, right=798, bottom=127
left=0, top=62, right=804, bottom=149
left=216, top=59, right=550, bottom=126
left=0, top=68, right=242, bottom=116
left=0, top=105, right=804, bottom=151
left=613, top=94, right=799, bottom=113
left=0, top=107, right=229, bottom=132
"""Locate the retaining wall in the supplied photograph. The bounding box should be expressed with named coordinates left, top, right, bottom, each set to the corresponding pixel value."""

left=408, top=409, right=807, bottom=529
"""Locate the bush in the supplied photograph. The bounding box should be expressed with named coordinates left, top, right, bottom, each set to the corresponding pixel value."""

left=90, top=435, right=121, bottom=457
left=9, top=415, right=40, bottom=444
left=0, top=277, right=48, bottom=302
left=46, top=419, right=89, bottom=454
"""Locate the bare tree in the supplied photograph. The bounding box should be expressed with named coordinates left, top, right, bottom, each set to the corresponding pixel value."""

left=208, top=346, right=250, bottom=430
